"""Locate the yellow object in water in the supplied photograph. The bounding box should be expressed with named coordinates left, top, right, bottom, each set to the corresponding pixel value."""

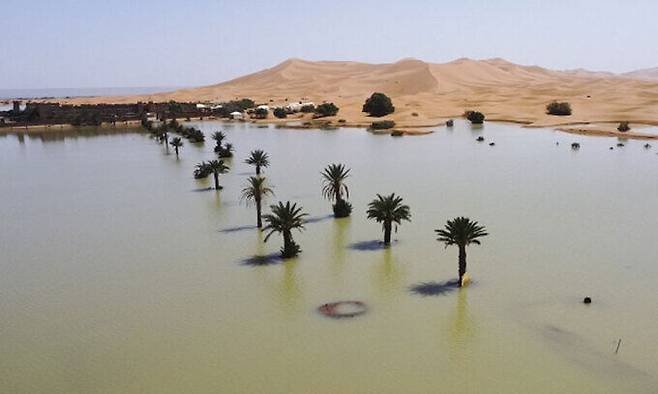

left=461, top=272, right=471, bottom=287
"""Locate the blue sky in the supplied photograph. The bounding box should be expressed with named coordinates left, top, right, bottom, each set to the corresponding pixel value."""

left=2, top=0, right=657, bottom=89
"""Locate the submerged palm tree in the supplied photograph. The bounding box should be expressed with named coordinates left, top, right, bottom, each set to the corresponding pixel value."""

left=435, top=217, right=488, bottom=287
left=366, top=193, right=411, bottom=245
left=263, top=201, right=308, bottom=258
left=211, top=131, right=226, bottom=147
left=207, top=159, right=229, bottom=190
left=245, top=150, right=270, bottom=175
left=321, top=163, right=352, bottom=218
left=170, top=137, right=183, bottom=157
left=241, top=176, right=274, bottom=228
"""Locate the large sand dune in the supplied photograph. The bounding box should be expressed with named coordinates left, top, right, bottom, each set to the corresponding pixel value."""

left=65, top=57, right=658, bottom=136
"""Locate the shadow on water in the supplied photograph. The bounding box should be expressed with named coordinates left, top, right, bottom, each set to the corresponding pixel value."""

left=240, top=252, right=283, bottom=267
left=219, top=224, right=259, bottom=233
left=305, top=214, right=334, bottom=224
left=409, top=279, right=461, bottom=296
left=348, top=239, right=395, bottom=251
left=191, top=187, right=214, bottom=192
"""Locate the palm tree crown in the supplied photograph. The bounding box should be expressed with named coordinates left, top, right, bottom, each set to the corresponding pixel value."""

left=245, top=150, right=270, bottom=175
left=321, top=163, right=350, bottom=202
left=241, top=176, right=274, bottom=228
left=366, top=193, right=411, bottom=244
left=170, top=137, right=183, bottom=156
left=435, top=217, right=488, bottom=248
left=207, top=159, right=229, bottom=190
left=435, top=217, right=488, bottom=287
left=211, top=131, right=226, bottom=145
left=263, top=201, right=308, bottom=258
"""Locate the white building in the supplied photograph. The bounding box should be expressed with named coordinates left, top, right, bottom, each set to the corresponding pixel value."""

left=230, top=111, right=244, bottom=120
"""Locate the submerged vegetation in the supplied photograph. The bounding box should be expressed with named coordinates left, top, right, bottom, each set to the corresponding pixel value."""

left=436, top=217, right=488, bottom=287
left=465, top=110, right=485, bottom=124
left=366, top=193, right=411, bottom=245
left=241, top=176, right=275, bottom=228
left=245, top=150, right=270, bottom=175
left=321, top=163, right=352, bottom=218
left=263, top=201, right=308, bottom=258
left=370, top=120, right=396, bottom=130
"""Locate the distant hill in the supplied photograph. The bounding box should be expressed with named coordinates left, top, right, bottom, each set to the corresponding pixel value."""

left=622, top=67, right=658, bottom=81
left=60, top=57, right=658, bottom=128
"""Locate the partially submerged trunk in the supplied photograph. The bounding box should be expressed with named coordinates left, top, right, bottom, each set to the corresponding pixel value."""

left=458, top=245, right=467, bottom=287
left=213, top=171, right=220, bottom=190
left=383, top=221, right=392, bottom=245
left=256, top=165, right=261, bottom=175
left=256, top=197, right=262, bottom=228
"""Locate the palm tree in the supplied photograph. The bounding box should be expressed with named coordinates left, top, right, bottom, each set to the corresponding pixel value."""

left=321, top=163, right=352, bottom=217
left=245, top=150, right=270, bottom=175
left=170, top=137, right=183, bottom=157
left=263, top=201, right=308, bottom=258
left=211, top=131, right=226, bottom=146
left=435, top=217, right=488, bottom=287
left=366, top=193, right=411, bottom=245
left=241, top=176, right=274, bottom=228
left=218, top=143, right=234, bottom=158
left=207, top=159, right=229, bottom=190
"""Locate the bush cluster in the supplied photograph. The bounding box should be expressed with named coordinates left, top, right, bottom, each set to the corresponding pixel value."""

left=546, top=101, right=572, bottom=116
left=362, top=93, right=395, bottom=117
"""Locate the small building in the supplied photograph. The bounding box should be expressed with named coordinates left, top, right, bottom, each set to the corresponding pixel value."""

left=257, top=104, right=269, bottom=110
left=230, top=111, right=244, bottom=120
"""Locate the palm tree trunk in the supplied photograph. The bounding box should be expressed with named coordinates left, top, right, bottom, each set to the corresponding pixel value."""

left=458, top=245, right=467, bottom=287
left=256, top=165, right=261, bottom=176
left=256, top=198, right=262, bottom=228
left=175, top=146, right=179, bottom=157
left=335, top=189, right=342, bottom=204
left=213, top=171, right=219, bottom=190
left=283, top=230, right=293, bottom=257
left=384, top=221, right=392, bottom=245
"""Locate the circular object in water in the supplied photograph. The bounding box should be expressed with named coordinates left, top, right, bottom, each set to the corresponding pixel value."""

left=583, top=297, right=592, bottom=304
left=318, top=301, right=367, bottom=319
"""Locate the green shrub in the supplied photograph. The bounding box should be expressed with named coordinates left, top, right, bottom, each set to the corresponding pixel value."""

left=362, top=93, right=395, bottom=117
left=446, top=119, right=454, bottom=127
left=617, top=122, right=630, bottom=132
left=315, top=103, right=339, bottom=117
left=465, top=111, right=485, bottom=124
left=253, top=107, right=268, bottom=119
left=300, top=104, right=316, bottom=113
left=273, top=107, right=288, bottom=119
left=370, top=120, right=396, bottom=130
left=333, top=200, right=352, bottom=218
left=546, top=101, right=572, bottom=116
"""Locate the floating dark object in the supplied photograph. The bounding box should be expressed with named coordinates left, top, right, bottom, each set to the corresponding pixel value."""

left=617, top=143, right=624, bottom=147
left=571, top=142, right=581, bottom=150
left=391, top=130, right=404, bottom=137
left=476, top=136, right=485, bottom=142
left=318, top=301, right=367, bottom=319
left=489, top=142, right=495, bottom=146
left=644, top=143, right=652, bottom=149
left=583, top=297, right=592, bottom=304
left=556, top=142, right=560, bottom=146
left=609, top=147, right=614, bottom=150
left=446, top=119, right=454, bottom=127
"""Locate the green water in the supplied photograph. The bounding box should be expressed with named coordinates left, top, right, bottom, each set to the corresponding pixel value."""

left=1, top=121, right=657, bottom=393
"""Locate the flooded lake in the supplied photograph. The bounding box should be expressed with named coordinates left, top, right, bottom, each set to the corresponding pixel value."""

left=1, top=121, right=657, bottom=393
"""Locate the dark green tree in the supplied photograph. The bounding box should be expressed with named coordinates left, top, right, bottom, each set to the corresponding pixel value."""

left=321, top=163, right=352, bottom=218
left=435, top=217, right=488, bottom=287
left=366, top=193, right=411, bottom=245
left=241, top=176, right=275, bottom=228
left=245, top=150, right=270, bottom=175
left=362, top=93, right=395, bottom=117
left=263, top=201, right=308, bottom=258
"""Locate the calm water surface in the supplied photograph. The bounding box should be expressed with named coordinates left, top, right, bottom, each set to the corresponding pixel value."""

left=1, top=121, right=657, bottom=393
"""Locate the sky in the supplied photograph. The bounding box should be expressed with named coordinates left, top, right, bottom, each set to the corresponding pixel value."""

left=2, top=0, right=658, bottom=89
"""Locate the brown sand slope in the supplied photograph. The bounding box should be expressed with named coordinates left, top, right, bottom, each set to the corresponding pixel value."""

left=64, top=57, right=658, bottom=134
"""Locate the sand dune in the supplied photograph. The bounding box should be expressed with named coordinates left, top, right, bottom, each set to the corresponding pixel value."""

left=63, top=57, right=658, bottom=136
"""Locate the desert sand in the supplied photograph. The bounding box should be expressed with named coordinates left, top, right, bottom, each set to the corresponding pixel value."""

left=59, top=58, right=658, bottom=138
